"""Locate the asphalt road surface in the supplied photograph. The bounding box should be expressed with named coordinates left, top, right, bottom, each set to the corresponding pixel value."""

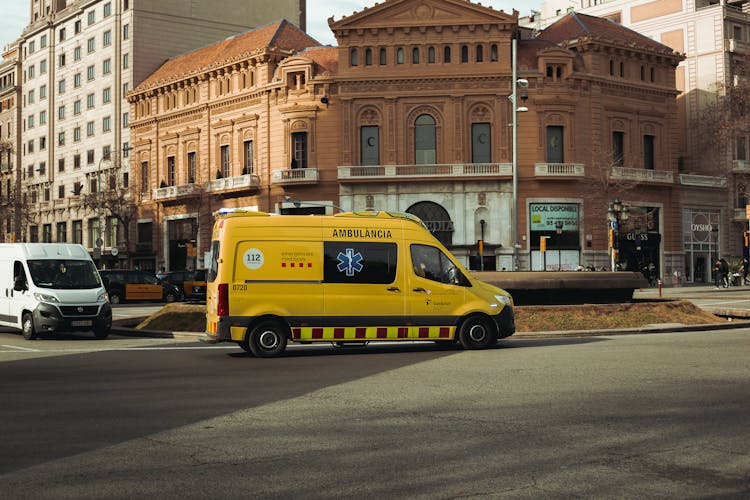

left=1, top=328, right=748, bottom=498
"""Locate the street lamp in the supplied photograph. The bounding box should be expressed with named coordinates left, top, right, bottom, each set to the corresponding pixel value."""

left=510, top=37, right=528, bottom=271
left=555, top=220, right=564, bottom=271
left=607, top=198, right=630, bottom=271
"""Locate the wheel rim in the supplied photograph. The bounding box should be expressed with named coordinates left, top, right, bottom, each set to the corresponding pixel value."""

left=23, top=319, right=32, bottom=336
left=467, top=323, right=487, bottom=343
left=258, top=330, right=280, bottom=350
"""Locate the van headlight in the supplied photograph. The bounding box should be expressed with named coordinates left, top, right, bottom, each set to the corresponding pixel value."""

left=34, top=293, right=60, bottom=303
left=97, top=291, right=110, bottom=303
left=494, top=295, right=512, bottom=307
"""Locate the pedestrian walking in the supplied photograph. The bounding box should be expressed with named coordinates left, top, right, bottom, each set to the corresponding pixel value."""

left=742, top=257, right=749, bottom=285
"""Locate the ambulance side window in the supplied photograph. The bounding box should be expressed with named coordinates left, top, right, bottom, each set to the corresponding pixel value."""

left=323, top=242, right=397, bottom=284
left=410, top=244, right=468, bottom=286
left=207, top=240, right=220, bottom=282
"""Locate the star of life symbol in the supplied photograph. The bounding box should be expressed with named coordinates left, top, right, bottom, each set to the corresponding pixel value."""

left=337, top=248, right=364, bottom=277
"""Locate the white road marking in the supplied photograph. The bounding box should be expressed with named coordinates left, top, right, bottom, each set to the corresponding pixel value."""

left=0, top=344, right=40, bottom=352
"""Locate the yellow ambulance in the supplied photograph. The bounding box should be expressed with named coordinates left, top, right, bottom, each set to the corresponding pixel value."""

left=203, top=210, right=514, bottom=357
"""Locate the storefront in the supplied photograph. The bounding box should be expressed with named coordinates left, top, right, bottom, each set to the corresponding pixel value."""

left=529, top=202, right=580, bottom=271
left=682, top=208, right=720, bottom=283
left=616, top=206, right=661, bottom=281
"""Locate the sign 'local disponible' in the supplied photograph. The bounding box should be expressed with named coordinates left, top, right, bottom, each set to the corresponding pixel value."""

left=530, top=203, right=579, bottom=231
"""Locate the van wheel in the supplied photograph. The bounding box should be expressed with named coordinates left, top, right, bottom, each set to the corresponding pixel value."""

left=458, top=315, right=497, bottom=350
left=93, top=327, right=110, bottom=339
left=22, top=312, right=37, bottom=340
left=109, top=291, right=122, bottom=305
left=247, top=321, right=287, bottom=358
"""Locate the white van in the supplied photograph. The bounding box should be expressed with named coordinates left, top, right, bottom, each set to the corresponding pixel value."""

left=0, top=243, right=112, bottom=340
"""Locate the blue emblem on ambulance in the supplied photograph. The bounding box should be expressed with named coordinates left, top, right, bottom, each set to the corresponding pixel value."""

left=337, top=248, right=364, bottom=277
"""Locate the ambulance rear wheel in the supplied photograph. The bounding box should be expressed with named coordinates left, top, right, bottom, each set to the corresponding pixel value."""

left=247, top=320, right=287, bottom=358
left=458, top=315, right=496, bottom=350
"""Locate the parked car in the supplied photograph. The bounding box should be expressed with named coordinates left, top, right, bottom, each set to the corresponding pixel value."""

left=157, top=269, right=206, bottom=301
left=99, top=269, right=182, bottom=304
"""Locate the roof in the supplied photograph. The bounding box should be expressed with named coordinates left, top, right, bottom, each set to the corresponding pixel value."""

left=135, top=19, right=320, bottom=92
left=538, top=12, right=678, bottom=56
left=296, top=46, right=339, bottom=75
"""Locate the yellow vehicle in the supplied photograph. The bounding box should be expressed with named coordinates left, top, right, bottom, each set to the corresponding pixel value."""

left=204, top=211, right=514, bottom=357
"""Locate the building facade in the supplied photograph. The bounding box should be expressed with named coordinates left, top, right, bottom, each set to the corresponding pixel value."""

left=16, top=0, right=306, bottom=269
left=0, top=42, right=22, bottom=243
left=128, top=0, right=684, bottom=280
left=538, top=0, right=747, bottom=281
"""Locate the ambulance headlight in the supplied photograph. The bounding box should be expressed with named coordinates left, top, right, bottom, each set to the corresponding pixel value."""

left=97, top=291, right=109, bottom=303
left=34, top=293, right=60, bottom=303
left=494, top=295, right=512, bottom=307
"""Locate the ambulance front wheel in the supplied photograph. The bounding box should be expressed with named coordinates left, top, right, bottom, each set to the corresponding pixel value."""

left=458, top=315, right=497, bottom=350
left=247, top=320, right=288, bottom=358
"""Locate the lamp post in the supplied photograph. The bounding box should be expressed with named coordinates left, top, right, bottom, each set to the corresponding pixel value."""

left=555, top=220, right=564, bottom=271
left=510, top=37, right=528, bottom=271
left=607, top=198, right=629, bottom=272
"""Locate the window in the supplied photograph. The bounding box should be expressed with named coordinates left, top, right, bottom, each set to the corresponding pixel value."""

left=87, top=37, right=95, bottom=53
left=74, top=20, right=81, bottom=34
left=122, top=53, right=129, bottom=69
left=414, top=114, right=436, bottom=164
left=323, top=242, right=397, bottom=284
left=30, top=226, right=39, bottom=243
left=40, top=137, right=46, bottom=150
left=620, top=61, right=625, bottom=77
left=40, top=35, right=47, bottom=48
left=471, top=123, right=491, bottom=163
left=87, top=149, right=95, bottom=164
left=28, top=41, right=35, bottom=54
left=28, top=139, right=34, bottom=153
left=40, top=84, right=46, bottom=99
left=58, top=158, right=65, bottom=173
left=490, top=44, right=498, bottom=62
left=360, top=126, right=379, bottom=166
left=74, top=46, right=81, bottom=61
left=613, top=131, right=624, bottom=166
left=220, top=145, right=230, bottom=177
left=461, top=45, right=469, bottom=63
left=103, top=30, right=111, bottom=46
left=87, top=10, right=95, bottom=25
left=39, top=110, right=46, bottom=125
left=58, top=53, right=66, bottom=67
left=103, top=58, right=111, bottom=75
left=27, top=64, right=35, bottom=80
left=243, top=140, right=253, bottom=174
left=58, top=132, right=65, bottom=146
left=72, top=220, right=82, bottom=244
left=88, top=218, right=99, bottom=248
left=87, top=93, right=95, bottom=108
left=28, top=89, right=35, bottom=104
left=59, top=27, right=66, bottom=42
left=28, top=114, right=35, bottom=128
left=73, top=127, right=81, bottom=141
left=56, top=222, right=67, bottom=242
left=87, top=65, right=95, bottom=80
left=141, top=161, right=149, bottom=193
left=74, top=72, right=81, bottom=88
left=643, top=134, right=655, bottom=170
left=123, top=24, right=129, bottom=40
left=365, top=48, right=372, bottom=66
left=58, top=105, right=65, bottom=120
left=40, top=59, right=47, bottom=75
left=74, top=154, right=81, bottom=169
left=291, top=132, right=307, bottom=169
left=428, top=47, right=435, bottom=64
left=379, top=47, right=386, bottom=65
left=546, top=126, right=564, bottom=163
left=167, top=156, right=175, bottom=186
left=58, top=78, right=65, bottom=94
left=58, top=183, right=65, bottom=198
left=87, top=121, right=95, bottom=137
left=187, top=151, right=196, bottom=182
left=103, top=87, right=111, bottom=103
left=103, top=2, right=111, bottom=17
left=476, top=45, right=483, bottom=62
left=350, top=48, right=358, bottom=66
left=38, top=162, right=46, bottom=175
left=397, top=47, right=404, bottom=64
left=102, top=116, right=111, bottom=132
left=122, top=112, right=129, bottom=126
left=43, top=224, right=52, bottom=243
left=412, top=47, right=420, bottom=64
left=410, top=244, right=464, bottom=285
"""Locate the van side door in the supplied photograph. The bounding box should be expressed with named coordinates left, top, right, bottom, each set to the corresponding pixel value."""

left=0, top=259, right=14, bottom=326
left=323, top=241, right=405, bottom=336
left=407, top=244, right=467, bottom=339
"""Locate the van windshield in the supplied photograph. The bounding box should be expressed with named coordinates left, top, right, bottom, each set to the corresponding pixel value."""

left=28, top=260, right=103, bottom=290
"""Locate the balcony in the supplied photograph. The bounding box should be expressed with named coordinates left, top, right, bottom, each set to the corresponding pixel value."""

left=732, top=159, right=750, bottom=172
left=338, top=163, right=512, bottom=181
left=153, top=183, right=202, bottom=202
left=205, top=174, right=260, bottom=194
left=272, top=167, right=319, bottom=185
left=678, top=174, right=728, bottom=188
left=534, top=163, right=585, bottom=177
left=610, top=166, right=673, bottom=184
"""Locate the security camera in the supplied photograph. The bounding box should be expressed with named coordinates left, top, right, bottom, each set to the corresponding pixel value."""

left=516, top=78, right=529, bottom=88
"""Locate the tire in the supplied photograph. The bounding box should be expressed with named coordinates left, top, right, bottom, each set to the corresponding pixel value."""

left=93, top=327, right=110, bottom=339
left=22, top=312, right=37, bottom=340
left=247, top=320, right=288, bottom=358
left=165, top=291, right=177, bottom=303
left=458, top=315, right=497, bottom=350
left=109, top=291, right=122, bottom=305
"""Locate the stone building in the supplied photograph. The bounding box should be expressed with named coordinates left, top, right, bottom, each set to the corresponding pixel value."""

left=0, top=42, right=21, bottom=242
left=128, top=0, right=684, bottom=279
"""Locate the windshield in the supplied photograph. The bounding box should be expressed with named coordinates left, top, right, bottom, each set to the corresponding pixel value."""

left=28, top=259, right=103, bottom=290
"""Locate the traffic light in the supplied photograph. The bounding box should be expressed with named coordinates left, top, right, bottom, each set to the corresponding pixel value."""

left=608, top=229, right=614, bottom=249
left=744, top=231, right=749, bottom=247
left=540, top=236, right=547, bottom=253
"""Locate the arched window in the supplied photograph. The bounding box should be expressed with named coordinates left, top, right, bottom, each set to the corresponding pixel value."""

left=428, top=46, right=435, bottom=64
left=406, top=201, right=453, bottom=247
left=365, top=48, right=372, bottom=66
left=350, top=48, right=358, bottom=66
left=490, top=44, right=498, bottom=62
left=476, top=45, right=483, bottom=62
left=379, top=47, right=386, bottom=65
left=461, top=45, right=469, bottom=63
left=414, top=114, right=436, bottom=165
left=412, top=47, right=420, bottom=64
left=444, top=46, right=451, bottom=63
left=397, top=47, right=404, bottom=64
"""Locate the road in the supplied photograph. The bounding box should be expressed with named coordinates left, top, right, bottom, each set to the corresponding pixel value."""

left=1, top=327, right=748, bottom=498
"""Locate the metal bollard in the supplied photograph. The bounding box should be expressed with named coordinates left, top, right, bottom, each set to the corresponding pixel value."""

left=658, top=279, right=662, bottom=297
